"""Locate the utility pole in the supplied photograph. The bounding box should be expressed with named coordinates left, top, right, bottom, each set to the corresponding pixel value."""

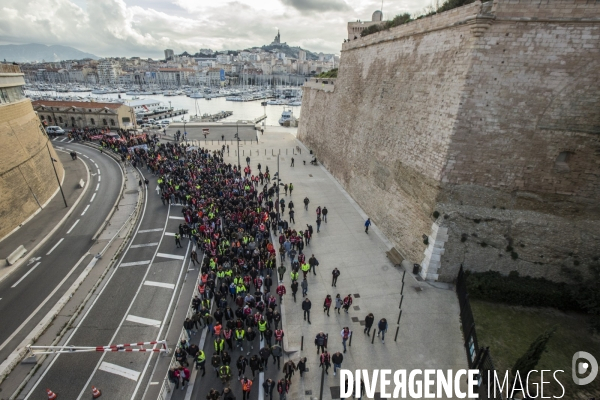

left=235, top=122, right=241, bottom=169
left=47, top=143, right=67, bottom=207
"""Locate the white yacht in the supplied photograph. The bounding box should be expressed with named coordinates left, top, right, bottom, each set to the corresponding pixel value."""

left=279, top=109, right=294, bottom=125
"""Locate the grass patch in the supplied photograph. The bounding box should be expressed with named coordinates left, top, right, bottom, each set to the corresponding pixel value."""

left=471, top=299, right=600, bottom=398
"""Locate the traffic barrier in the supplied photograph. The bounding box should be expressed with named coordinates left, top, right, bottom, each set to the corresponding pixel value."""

left=92, top=386, right=102, bottom=398
left=79, top=179, right=85, bottom=188
left=46, top=388, right=58, bottom=399
left=6, top=245, right=27, bottom=266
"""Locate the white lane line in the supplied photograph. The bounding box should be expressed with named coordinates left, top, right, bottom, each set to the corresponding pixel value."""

left=46, top=238, right=64, bottom=255
left=138, top=228, right=163, bottom=233
left=98, top=175, right=102, bottom=182
left=97, top=169, right=100, bottom=175
left=66, top=219, right=80, bottom=234
left=83, top=155, right=89, bottom=159
left=144, top=281, right=175, bottom=289
left=76, top=151, right=82, bottom=154
left=120, top=260, right=151, bottom=267
left=81, top=205, right=90, bottom=216
left=67, top=139, right=74, bottom=143
left=156, top=253, right=184, bottom=260
left=89, top=159, right=94, bottom=162
left=163, top=232, right=175, bottom=236
left=90, top=193, right=96, bottom=202
left=169, top=216, right=185, bottom=220
left=99, top=362, right=140, bottom=381
left=11, top=262, right=42, bottom=288
left=59, top=137, right=67, bottom=142
left=94, top=163, right=99, bottom=168
left=130, top=243, right=159, bottom=248
left=95, top=183, right=99, bottom=191
left=125, top=315, right=161, bottom=327
left=149, top=382, right=159, bottom=385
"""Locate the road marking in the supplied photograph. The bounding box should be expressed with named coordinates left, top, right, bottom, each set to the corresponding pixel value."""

left=126, top=315, right=161, bottom=327
left=67, top=219, right=80, bottom=234
left=94, top=163, right=99, bottom=168
left=163, top=232, right=176, bottom=236
left=67, top=139, right=74, bottom=143
left=11, top=262, right=41, bottom=288
left=46, top=238, right=64, bottom=255
left=99, top=362, right=140, bottom=381
left=90, top=193, right=96, bottom=202
left=95, top=183, right=99, bottom=191
left=138, top=228, right=163, bottom=233
left=149, top=382, right=159, bottom=385
left=156, top=253, right=184, bottom=260
left=59, top=137, right=67, bottom=142
left=144, top=281, right=175, bottom=289
left=83, top=155, right=89, bottom=158
left=169, top=216, right=185, bottom=220
left=120, top=260, right=151, bottom=267
left=130, top=243, right=159, bottom=248
left=98, top=175, right=102, bottom=182
left=97, top=168, right=100, bottom=174
left=89, top=159, right=94, bottom=162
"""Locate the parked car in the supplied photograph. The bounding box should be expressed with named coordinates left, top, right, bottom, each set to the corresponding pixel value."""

left=46, top=126, right=65, bottom=136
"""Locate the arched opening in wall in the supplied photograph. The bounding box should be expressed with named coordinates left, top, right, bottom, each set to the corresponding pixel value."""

left=110, top=119, right=115, bottom=126
left=91, top=118, right=95, bottom=125
left=58, top=116, right=63, bottom=124
left=103, top=118, right=107, bottom=126
left=47, top=116, right=52, bottom=123
left=71, top=117, right=75, bottom=127
left=554, top=151, right=573, bottom=173
left=40, top=115, right=45, bottom=121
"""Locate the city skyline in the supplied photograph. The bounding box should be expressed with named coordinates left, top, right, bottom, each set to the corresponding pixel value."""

left=0, top=0, right=433, bottom=58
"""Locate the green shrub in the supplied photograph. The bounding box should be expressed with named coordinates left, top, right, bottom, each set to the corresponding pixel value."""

left=316, top=69, right=338, bottom=78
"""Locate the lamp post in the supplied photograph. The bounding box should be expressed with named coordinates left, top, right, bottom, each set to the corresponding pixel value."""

left=182, top=117, right=187, bottom=142
left=234, top=122, right=241, bottom=169
left=47, top=143, right=68, bottom=207
left=273, top=155, right=284, bottom=232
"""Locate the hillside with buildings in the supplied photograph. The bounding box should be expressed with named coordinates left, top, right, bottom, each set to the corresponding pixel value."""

left=18, top=31, right=336, bottom=87
left=0, top=43, right=98, bottom=63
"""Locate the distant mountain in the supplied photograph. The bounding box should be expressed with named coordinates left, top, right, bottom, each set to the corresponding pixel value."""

left=0, top=43, right=98, bottom=63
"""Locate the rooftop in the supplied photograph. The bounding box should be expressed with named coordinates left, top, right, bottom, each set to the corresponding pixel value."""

left=32, top=100, right=124, bottom=109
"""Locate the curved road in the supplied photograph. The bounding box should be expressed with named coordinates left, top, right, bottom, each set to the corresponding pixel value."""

left=0, top=143, right=122, bottom=367
left=22, top=148, right=193, bottom=400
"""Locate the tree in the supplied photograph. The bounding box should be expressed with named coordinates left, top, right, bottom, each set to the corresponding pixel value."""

left=511, top=327, right=556, bottom=378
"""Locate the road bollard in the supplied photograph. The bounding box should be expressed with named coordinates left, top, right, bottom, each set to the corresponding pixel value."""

left=349, top=331, right=353, bottom=347
left=301, top=335, right=304, bottom=351
left=371, top=329, right=376, bottom=344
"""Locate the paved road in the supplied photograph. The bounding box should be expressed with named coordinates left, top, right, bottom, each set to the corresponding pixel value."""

left=0, top=142, right=122, bottom=368
left=23, top=168, right=193, bottom=399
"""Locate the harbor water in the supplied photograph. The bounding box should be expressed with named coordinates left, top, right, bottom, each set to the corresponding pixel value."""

left=27, top=91, right=301, bottom=126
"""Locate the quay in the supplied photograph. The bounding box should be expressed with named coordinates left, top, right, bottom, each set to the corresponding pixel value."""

left=189, top=111, right=233, bottom=122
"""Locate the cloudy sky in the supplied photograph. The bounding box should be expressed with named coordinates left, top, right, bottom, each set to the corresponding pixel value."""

left=0, top=0, right=432, bottom=58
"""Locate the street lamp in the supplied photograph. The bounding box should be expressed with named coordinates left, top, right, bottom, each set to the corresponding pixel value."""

left=47, top=143, right=68, bottom=208
left=234, top=122, right=241, bottom=169
left=182, top=117, right=187, bottom=142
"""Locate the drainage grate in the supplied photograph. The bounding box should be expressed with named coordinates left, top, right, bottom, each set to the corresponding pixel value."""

left=351, top=317, right=359, bottom=323
left=309, top=174, right=313, bottom=177
left=305, top=390, right=312, bottom=395
left=359, top=320, right=365, bottom=326
left=353, top=306, right=360, bottom=310
left=330, top=386, right=340, bottom=398
left=353, top=293, right=360, bottom=298
left=125, top=190, right=138, bottom=194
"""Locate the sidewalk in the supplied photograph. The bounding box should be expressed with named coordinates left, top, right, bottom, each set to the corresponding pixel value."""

left=0, top=150, right=89, bottom=284
left=192, top=127, right=467, bottom=399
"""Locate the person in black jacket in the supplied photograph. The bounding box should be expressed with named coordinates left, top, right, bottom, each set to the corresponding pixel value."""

left=291, top=280, right=298, bottom=302
left=332, top=351, right=343, bottom=376
left=302, top=298, right=312, bottom=324
left=249, top=355, right=262, bottom=378
left=297, top=357, right=307, bottom=377
left=236, top=355, right=248, bottom=379
left=364, top=313, right=375, bottom=335
left=263, top=378, right=276, bottom=400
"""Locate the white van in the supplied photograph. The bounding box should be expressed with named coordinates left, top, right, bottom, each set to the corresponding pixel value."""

left=46, top=126, right=66, bottom=136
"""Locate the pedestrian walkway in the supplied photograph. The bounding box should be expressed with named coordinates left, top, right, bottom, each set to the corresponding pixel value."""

left=0, top=150, right=89, bottom=284
left=195, top=126, right=467, bottom=399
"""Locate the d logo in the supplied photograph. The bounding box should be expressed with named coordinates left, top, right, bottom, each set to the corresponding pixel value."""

left=572, top=351, right=598, bottom=385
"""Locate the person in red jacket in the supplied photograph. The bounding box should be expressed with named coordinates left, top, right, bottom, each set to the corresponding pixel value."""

left=276, top=283, right=286, bottom=301
left=277, top=378, right=290, bottom=400
left=178, top=366, right=190, bottom=390
left=343, top=294, right=353, bottom=313
left=323, top=295, right=332, bottom=316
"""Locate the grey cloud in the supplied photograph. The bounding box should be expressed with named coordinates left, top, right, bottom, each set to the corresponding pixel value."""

left=280, top=0, right=351, bottom=13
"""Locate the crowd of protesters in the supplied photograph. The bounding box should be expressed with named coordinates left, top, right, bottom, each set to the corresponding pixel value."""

left=113, top=137, right=388, bottom=399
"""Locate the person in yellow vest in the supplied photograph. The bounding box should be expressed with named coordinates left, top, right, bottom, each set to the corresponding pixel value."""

left=214, top=337, right=225, bottom=355
left=195, top=350, right=206, bottom=376
left=257, top=319, right=268, bottom=341
left=290, top=270, right=299, bottom=282
left=219, top=365, right=231, bottom=385
left=235, top=328, right=246, bottom=351
left=301, top=262, right=310, bottom=279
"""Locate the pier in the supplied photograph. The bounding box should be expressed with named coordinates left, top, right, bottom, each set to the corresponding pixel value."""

left=144, top=109, right=188, bottom=120
left=189, top=111, right=233, bottom=122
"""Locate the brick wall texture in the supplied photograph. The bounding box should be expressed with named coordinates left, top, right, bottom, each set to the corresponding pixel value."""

left=0, top=99, right=64, bottom=240
left=298, top=0, right=600, bottom=282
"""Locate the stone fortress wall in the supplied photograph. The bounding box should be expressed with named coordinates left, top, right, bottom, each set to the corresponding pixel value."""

left=298, top=0, right=600, bottom=282
left=0, top=99, right=64, bottom=240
